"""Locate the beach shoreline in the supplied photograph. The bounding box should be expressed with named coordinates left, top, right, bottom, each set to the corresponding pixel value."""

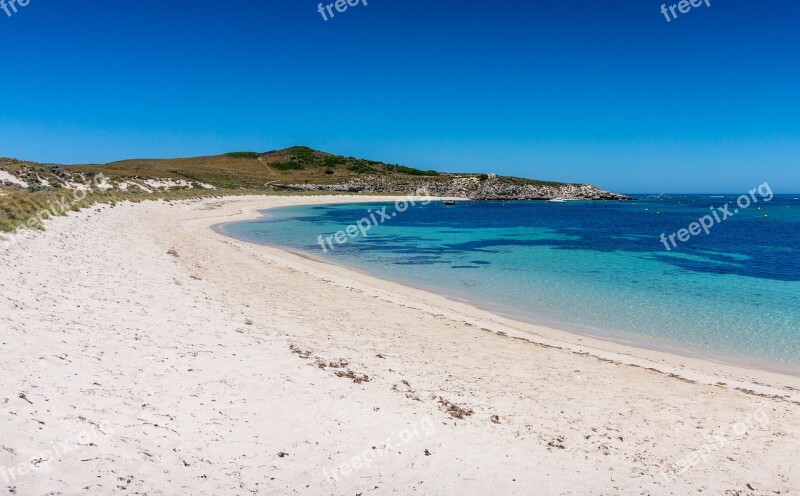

left=214, top=198, right=800, bottom=380
left=1, top=194, right=798, bottom=495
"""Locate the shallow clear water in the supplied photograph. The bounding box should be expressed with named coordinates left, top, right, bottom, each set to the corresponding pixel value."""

left=219, top=196, right=800, bottom=372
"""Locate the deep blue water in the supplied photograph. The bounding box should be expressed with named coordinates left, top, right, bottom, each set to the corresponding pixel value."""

left=220, top=195, right=800, bottom=372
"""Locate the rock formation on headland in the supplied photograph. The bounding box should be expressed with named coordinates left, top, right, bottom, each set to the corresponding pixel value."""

left=280, top=173, right=628, bottom=200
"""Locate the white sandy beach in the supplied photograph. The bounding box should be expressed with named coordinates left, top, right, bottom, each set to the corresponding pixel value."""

left=1, top=195, right=798, bottom=496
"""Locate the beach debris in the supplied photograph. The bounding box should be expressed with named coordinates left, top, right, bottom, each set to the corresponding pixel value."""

left=167, top=249, right=179, bottom=257
left=391, top=380, right=421, bottom=402
left=424, top=449, right=432, bottom=456
left=547, top=436, right=566, bottom=450
left=289, top=344, right=313, bottom=359
left=316, top=358, right=349, bottom=370
left=18, top=393, right=33, bottom=405
left=335, top=370, right=370, bottom=384
left=666, top=373, right=698, bottom=385
left=314, top=357, right=350, bottom=370
left=288, top=345, right=369, bottom=383
left=277, top=451, right=289, bottom=458
left=116, top=476, right=133, bottom=491
left=490, top=415, right=500, bottom=424
left=437, top=397, right=473, bottom=419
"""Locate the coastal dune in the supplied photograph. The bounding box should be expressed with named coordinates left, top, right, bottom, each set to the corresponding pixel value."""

left=1, top=195, right=798, bottom=495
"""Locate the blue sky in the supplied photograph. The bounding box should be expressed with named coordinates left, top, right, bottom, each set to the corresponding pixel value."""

left=1, top=0, right=798, bottom=193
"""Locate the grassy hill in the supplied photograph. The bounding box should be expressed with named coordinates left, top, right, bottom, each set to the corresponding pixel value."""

left=67, top=146, right=446, bottom=189
left=66, top=146, right=570, bottom=190
left=0, top=146, right=626, bottom=233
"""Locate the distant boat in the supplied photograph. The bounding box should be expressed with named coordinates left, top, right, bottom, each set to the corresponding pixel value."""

left=443, top=200, right=457, bottom=206
left=549, top=197, right=567, bottom=203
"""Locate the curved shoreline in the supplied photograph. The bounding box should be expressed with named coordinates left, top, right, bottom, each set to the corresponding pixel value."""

left=198, top=196, right=800, bottom=394
left=214, top=198, right=800, bottom=380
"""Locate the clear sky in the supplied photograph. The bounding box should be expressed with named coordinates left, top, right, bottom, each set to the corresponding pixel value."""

left=1, top=0, right=798, bottom=193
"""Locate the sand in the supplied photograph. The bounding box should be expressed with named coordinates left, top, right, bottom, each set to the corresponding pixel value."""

left=0, top=195, right=798, bottom=496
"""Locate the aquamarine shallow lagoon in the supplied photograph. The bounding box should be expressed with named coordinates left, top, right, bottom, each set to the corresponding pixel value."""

left=220, top=196, right=800, bottom=372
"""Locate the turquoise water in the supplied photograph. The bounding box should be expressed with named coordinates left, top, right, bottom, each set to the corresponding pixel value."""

left=219, top=196, right=800, bottom=372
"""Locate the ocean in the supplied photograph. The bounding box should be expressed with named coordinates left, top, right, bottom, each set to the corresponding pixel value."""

left=219, top=195, right=800, bottom=373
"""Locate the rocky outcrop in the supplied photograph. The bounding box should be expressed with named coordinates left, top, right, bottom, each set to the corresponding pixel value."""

left=279, top=174, right=630, bottom=201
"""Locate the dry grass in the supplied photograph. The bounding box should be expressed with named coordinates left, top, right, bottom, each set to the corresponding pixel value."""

left=0, top=188, right=248, bottom=233
left=68, top=146, right=448, bottom=190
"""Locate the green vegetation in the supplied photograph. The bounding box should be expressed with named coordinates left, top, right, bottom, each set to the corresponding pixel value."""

left=286, top=146, right=318, bottom=162
left=504, top=176, right=579, bottom=187
left=323, top=155, right=346, bottom=167
left=225, top=151, right=262, bottom=159
left=386, top=165, right=439, bottom=176
left=347, top=162, right=378, bottom=174
left=27, top=183, right=49, bottom=193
